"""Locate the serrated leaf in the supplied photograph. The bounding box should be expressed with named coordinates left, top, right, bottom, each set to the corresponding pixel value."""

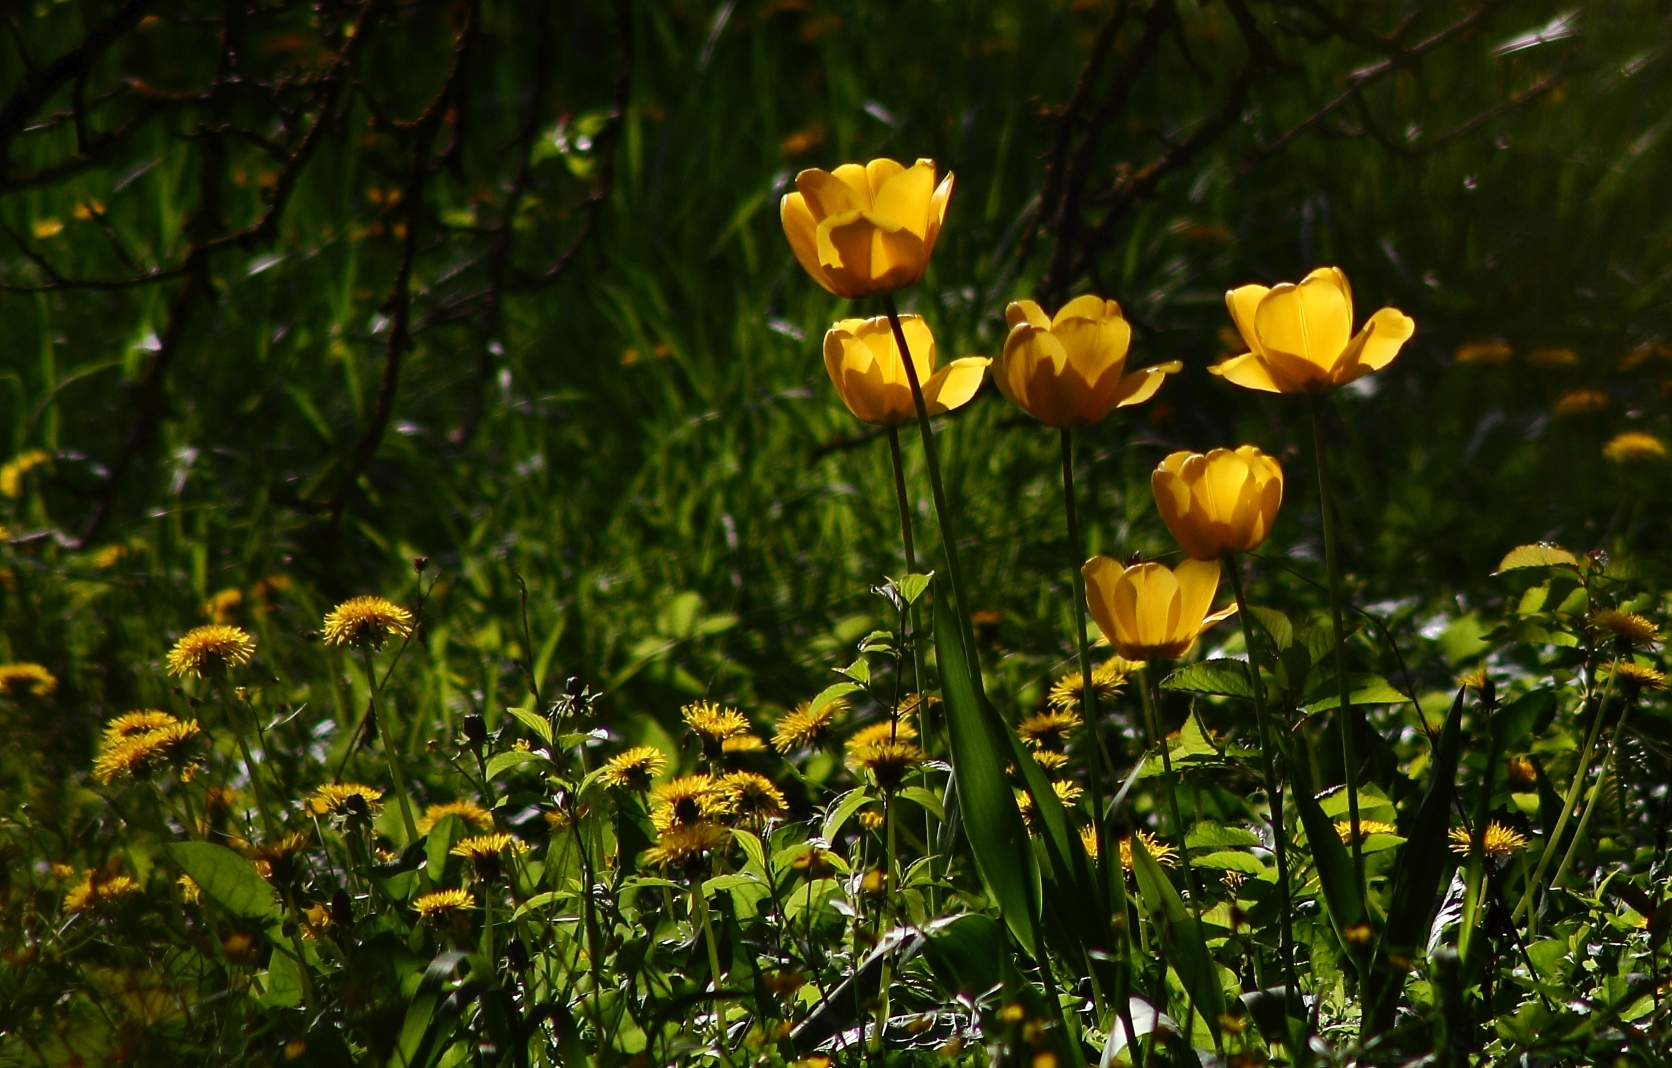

left=1248, top=606, right=1293, bottom=652
left=1303, top=673, right=1411, bottom=713
left=895, top=572, right=933, bottom=606
left=165, top=842, right=282, bottom=923
left=821, top=787, right=873, bottom=842
left=810, top=682, right=861, bottom=714
left=506, top=707, right=553, bottom=746
left=1163, top=659, right=1254, bottom=699
left=857, top=630, right=895, bottom=653
left=1495, top=543, right=1580, bottom=574
left=485, top=749, right=550, bottom=781
left=1194, top=850, right=1268, bottom=874
left=897, top=786, right=945, bottom=821
left=1186, top=822, right=1263, bottom=849
left=839, top=658, right=871, bottom=684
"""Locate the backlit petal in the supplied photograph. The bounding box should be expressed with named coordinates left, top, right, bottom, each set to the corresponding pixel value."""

left=1053, top=294, right=1115, bottom=327
left=1209, top=352, right=1286, bottom=394
left=921, top=357, right=990, bottom=416
left=864, top=158, right=907, bottom=199
left=796, top=168, right=864, bottom=220
left=1225, top=285, right=1269, bottom=355
left=1005, top=300, right=1052, bottom=331
left=782, top=194, right=836, bottom=294
left=925, top=171, right=954, bottom=257
left=1173, top=559, right=1222, bottom=645
left=872, top=160, right=935, bottom=239
left=1082, top=557, right=1126, bottom=652
left=1254, top=274, right=1352, bottom=370
left=1111, top=361, right=1181, bottom=408
left=1333, top=306, right=1415, bottom=384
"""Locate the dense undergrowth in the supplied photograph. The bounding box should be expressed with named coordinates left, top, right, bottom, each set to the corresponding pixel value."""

left=3, top=1, right=1672, bottom=1065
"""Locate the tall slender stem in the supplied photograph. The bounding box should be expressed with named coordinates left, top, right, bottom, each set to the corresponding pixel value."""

left=1309, top=395, right=1365, bottom=896
left=880, top=297, right=979, bottom=665
left=1060, top=428, right=1108, bottom=905
left=886, top=426, right=937, bottom=908
left=1140, top=667, right=1203, bottom=912
left=1548, top=690, right=1635, bottom=895
left=694, top=881, right=734, bottom=1067
left=1224, top=554, right=1301, bottom=1016
left=215, top=681, right=279, bottom=839
left=361, top=647, right=420, bottom=846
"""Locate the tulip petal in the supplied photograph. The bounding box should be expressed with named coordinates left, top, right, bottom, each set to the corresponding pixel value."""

left=1208, top=352, right=1286, bottom=394
left=797, top=168, right=865, bottom=220
left=1174, top=559, right=1222, bottom=646
left=896, top=315, right=937, bottom=384
left=925, top=172, right=954, bottom=258
left=1126, top=563, right=1182, bottom=653
left=1111, top=360, right=1182, bottom=408
left=1005, top=300, right=1051, bottom=331
left=1054, top=311, right=1131, bottom=390
left=1053, top=294, right=1115, bottom=327
left=1334, top=306, right=1415, bottom=384
left=783, top=194, right=837, bottom=295
left=1254, top=274, right=1352, bottom=371
left=921, top=357, right=990, bottom=416
left=1082, top=556, right=1126, bottom=652
left=1225, top=284, right=1269, bottom=356
left=864, top=158, right=907, bottom=199
left=1152, top=466, right=1212, bottom=561
left=872, top=160, right=935, bottom=240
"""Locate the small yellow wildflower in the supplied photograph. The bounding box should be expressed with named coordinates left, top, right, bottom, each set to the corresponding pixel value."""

left=650, top=774, right=730, bottom=829
left=92, top=720, right=201, bottom=783
left=308, top=782, right=385, bottom=817
left=417, top=800, right=495, bottom=833
left=413, top=888, right=475, bottom=919
left=322, top=596, right=414, bottom=649
left=1031, top=750, right=1070, bottom=773
left=65, top=871, right=140, bottom=913
left=1335, top=818, right=1398, bottom=843
left=1017, top=708, right=1082, bottom=751
left=1046, top=658, right=1134, bottom=713
left=720, top=771, right=788, bottom=825
left=450, top=833, right=528, bottom=879
left=642, top=822, right=729, bottom=872
left=251, top=832, right=311, bottom=884
left=103, top=710, right=178, bottom=744
left=1590, top=610, right=1660, bottom=649
left=849, top=738, right=924, bottom=791
left=599, top=746, right=667, bottom=791
left=1119, top=830, right=1178, bottom=870
left=844, top=719, right=916, bottom=755
left=1449, top=822, right=1529, bottom=858
left=165, top=625, right=256, bottom=677
left=682, top=701, right=750, bottom=742
left=0, top=663, right=57, bottom=699
left=1609, top=661, right=1669, bottom=691
left=178, top=875, right=202, bottom=905
left=1603, top=431, right=1667, bottom=463
left=0, top=450, right=50, bottom=498
left=203, top=588, right=243, bottom=623
left=772, top=697, right=846, bottom=753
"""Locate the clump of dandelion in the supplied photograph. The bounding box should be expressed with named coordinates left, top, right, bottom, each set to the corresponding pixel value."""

left=308, top=783, right=384, bottom=817
left=451, top=833, right=528, bottom=880
left=1449, top=822, right=1529, bottom=858
left=0, top=663, right=57, bottom=699
left=1335, top=818, right=1398, bottom=843
left=599, top=746, right=666, bottom=792
left=683, top=701, right=750, bottom=743
left=166, top=625, right=256, bottom=678
left=251, top=832, right=311, bottom=885
left=1046, top=658, right=1134, bottom=713
left=651, top=774, right=731, bottom=829
left=1119, top=830, right=1178, bottom=870
left=1603, top=431, right=1667, bottom=464
left=418, top=800, right=495, bottom=833
left=773, top=697, right=846, bottom=753
left=93, top=719, right=201, bottom=784
left=413, top=888, right=475, bottom=920
left=643, top=822, right=730, bottom=873
left=322, top=596, right=414, bottom=649
left=850, top=738, right=924, bottom=791
left=1590, top=609, right=1660, bottom=650
left=719, top=771, right=788, bottom=826
left=65, top=871, right=140, bottom=913
left=1607, top=660, right=1668, bottom=692
left=1017, top=709, right=1082, bottom=751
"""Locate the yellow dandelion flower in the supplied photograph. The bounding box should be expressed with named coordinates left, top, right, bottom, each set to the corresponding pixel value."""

left=859, top=809, right=886, bottom=831
left=1449, top=822, right=1529, bottom=858
left=849, top=738, right=924, bottom=791
left=1590, top=609, right=1660, bottom=648
left=1031, top=751, right=1070, bottom=774
left=844, top=719, right=917, bottom=755
left=92, top=720, right=201, bottom=783
left=1334, top=818, right=1398, bottom=843
left=1119, top=830, right=1178, bottom=870
left=50, top=863, right=76, bottom=879
left=203, top=588, right=243, bottom=623
left=451, top=832, right=528, bottom=880
left=1051, top=780, right=1084, bottom=806
left=165, top=625, right=256, bottom=677
left=1552, top=388, right=1610, bottom=415
left=721, top=733, right=767, bottom=756
left=102, top=710, right=178, bottom=744
left=0, top=450, right=50, bottom=498
left=896, top=692, right=940, bottom=718
left=1078, top=825, right=1100, bottom=859
left=308, top=782, right=385, bottom=816
left=413, top=887, right=475, bottom=919
left=772, top=697, right=846, bottom=753
left=720, top=771, right=788, bottom=824
left=1453, top=340, right=1513, bottom=366
left=417, top=800, right=495, bottom=834
left=322, top=596, right=414, bottom=649
left=178, top=874, right=202, bottom=905
left=251, top=832, right=311, bottom=884
left=1015, top=780, right=1084, bottom=832
left=0, top=662, right=57, bottom=699
left=1017, top=709, right=1083, bottom=751
left=682, top=701, right=750, bottom=742
left=302, top=902, right=331, bottom=939
left=65, top=871, right=140, bottom=913
left=651, top=774, right=730, bottom=830
left=92, top=543, right=128, bottom=569
left=599, top=746, right=667, bottom=791
left=642, top=821, right=729, bottom=871
left=1046, top=658, right=1133, bottom=713
left=1609, top=661, right=1669, bottom=691
left=1221, top=869, right=1247, bottom=893
left=1603, top=431, right=1667, bottom=463
left=1506, top=755, right=1538, bottom=786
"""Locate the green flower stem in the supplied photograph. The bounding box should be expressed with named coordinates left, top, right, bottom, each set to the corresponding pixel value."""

left=694, top=880, right=734, bottom=1067
left=881, top=296, right=980, bottom=665
left=214, top=681, right=280, bottom=840
left=1141, top=666, right=1203, bottom=913
left=1060, top=427, right=1108, bottom=903
left=360, top=647, right=420, bottom=847
left=482, top=880, right=495, bottom=967
left=1513, top=657, right=1619, bottom=924
left=887, top=425, right=937, bottom=904
left=1548, top=691, right=1636, bottom=895
left=1309, top=394, right=1365, bottom=898
left=1223, top=554, right=1301, bottom=1016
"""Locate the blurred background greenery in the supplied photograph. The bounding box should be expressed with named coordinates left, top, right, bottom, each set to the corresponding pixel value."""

left=2, top=0, right=1669, bottom=785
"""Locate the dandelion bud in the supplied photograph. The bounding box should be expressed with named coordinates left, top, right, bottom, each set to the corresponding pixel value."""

left=565, top=675, right=585, bottom=697
left=462, top=714, right=487, bottom=747
left=413, top=555, right=429, bottom=573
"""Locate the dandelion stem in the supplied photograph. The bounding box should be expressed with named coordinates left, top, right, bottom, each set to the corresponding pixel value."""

left=1309, top=394, right=1365, bottom=898
left=694, top=881, right=734, bottom=1067
left=1548, top=691, right=1635, bottom=896
left=215, top=681, right=280, bottom=839
left=1060, top=427, right=1108, bottom=904
left=360, top=647, right=420, bottom=847
left=1224, top=553, right=1301, bottom=1019
left=1140, top=665, right=1203, bottom=914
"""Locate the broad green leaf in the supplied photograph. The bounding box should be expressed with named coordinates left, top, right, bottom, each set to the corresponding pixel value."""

left=1169, top=710, right=1222, bottom=761
left=392, top=951, right=469, bottom=1068
left=1194, top=850, right=1268, bottom=874
left=1187, top=822, right=1263, bottom=850
left=1248, top=606, right=1293, bottom=652
left=485, top=749, right=550, bottom=781
left=821, top=787, right=873, bottom=842
left=933, top=588, right=1038, bottom=955
left=810, top=682, right=860, bottom=715
left=1163, top=659, right=1254, bottom=699
left=838, top=658, right=871, bottom=684
left=506, top=707, right=553, bottom=746
left=1494, top=543, right=1579, bottom=573
left=1303, top=673, right=1411, bottom=713
left=1494, top=688, right=1556, bottom=751
left=732, top=828, right=767, bottom=874
left=895, top=572, right=933, bottom=606
left=425, top=814, right=464, bottom=883
left=257, top=949, right=306, bottom=1008
left=922, top=912, right=1008, bottom=996
left=1288, top=759, right=1370, bottom=969
left=164, top=842, right=281, bottom=923
left=1130, top=834, right=1224, bottom=1045
left=897, top=786, right=945, bottom=821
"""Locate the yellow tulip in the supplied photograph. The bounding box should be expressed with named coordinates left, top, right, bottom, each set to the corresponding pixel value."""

left=780, top=158, right=954, bottom=299
left=1211, top=266, right=1415, bottom=394
left=1081, top=557, right=1236, bottom=662
left=822, top=315, right=989, bottom=427
left=994, top=296, right=1182, bottom=427
left=1151, top=446, right=1283, bottom=561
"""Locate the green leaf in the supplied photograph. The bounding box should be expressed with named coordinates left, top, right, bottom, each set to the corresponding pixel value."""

left=732, top=828, right=767, bottom=874
left=1248, top=606, right=1293, bottom=652
left=895, top=572, right=932, bottom=606
left=506, top=707, right=553, bottom=746
left=1163, top=659, right=1254, bottom=699
left=1303, top=673, right=1411, bottom=714
left=1494, top=543, right=1580, bottom=573
left=164, top=842, right=281, bottom=923
left=425, top=814, right=465, bottom=883
left=1169, top=710, right=1223, bottom=762
left=392, top=951, right=469, bottom=1068
left=839, top=658, right=871, bottom=684
left=1187, top=822, right=1263, bottom=850
left=821, top=787, right=873, bottom=843
left=897, top=786, right=945, bottom=821
left=485, top=749, right=550, bottom=781
left=1494, top=688, right=1556, bottom=751
left=922, top=912, right=1009, bottom=997
left=810, top=682, right=860, bottom=714
left=1194, top=850, right=1268, bottom=874
left=1288, top=759, right=1370, bottom=969
left=1130, top=834, right=1225, bottom=1045
left=933, top=588, right=1038, bottom=955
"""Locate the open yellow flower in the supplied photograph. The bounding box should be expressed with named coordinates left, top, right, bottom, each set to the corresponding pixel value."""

left=1212, top=267, right=1415, bottom=394
left=995, top=297, right=1181, bottom=427
left=780, top=158, right=953, bottom=298
left=822, top=316, right=988, bottom=426
left=1081, top=557, right=1236, bottom=662
left=1152, top=446, right=1284, bottom=560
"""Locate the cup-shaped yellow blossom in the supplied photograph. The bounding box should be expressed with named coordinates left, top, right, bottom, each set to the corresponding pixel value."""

left=1081, top=557, right=1236, bottom=662
left=995, top=297, right=1181, bottom=427
left=1212, top=266, right=1415, bottom=394
left=1151, top=446, right=1284, bottom=560
left=781, top=158, right=953, bottom=299
left=823, top=315, right=988, bottom=426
